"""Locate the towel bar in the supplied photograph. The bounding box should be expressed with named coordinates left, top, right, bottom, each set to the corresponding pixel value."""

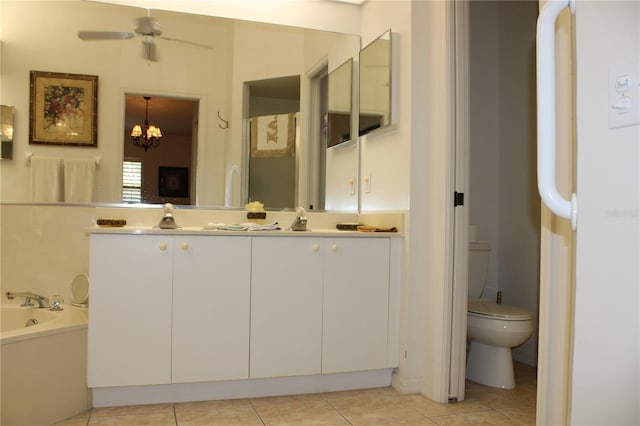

left=25, top=152, right=101, bottom=167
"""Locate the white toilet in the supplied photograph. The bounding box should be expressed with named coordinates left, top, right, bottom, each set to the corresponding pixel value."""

left=466, top=241, right=533, bottom=389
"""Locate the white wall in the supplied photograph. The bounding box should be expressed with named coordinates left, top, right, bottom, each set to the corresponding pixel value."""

left=359, top=1, right=412, bottom=212
left=572, top=1, right=639, bottom=423
left=469, top=0, right=540, bottom=366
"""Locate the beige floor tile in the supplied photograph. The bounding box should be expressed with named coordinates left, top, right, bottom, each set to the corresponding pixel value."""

left=498, top=407, right=536, bottom=426
left=465, top=388, right=536, bottom=411
left=176, top=405, right=263, bottom=426
left=320, top=386, right=404, bottom=402
left=251, top=393, right=324, bottom=407
left=174, top=398, right=252, bottom=415
left=407, top=394, right=491, bottom=417
left=430, top=410, right=518, bottom=426
left=253, top=398, right=349, bottom=425
left=330, top=399, right=437, bottom=426
left=52, top=411, right=91, bottom=426
left=88, top=412, right=176, bottom=426
left=90, top=403, right=174, bottom=417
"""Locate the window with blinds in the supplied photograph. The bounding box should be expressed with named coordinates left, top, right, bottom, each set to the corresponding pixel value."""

left=122, top=161, right=142, bottom=203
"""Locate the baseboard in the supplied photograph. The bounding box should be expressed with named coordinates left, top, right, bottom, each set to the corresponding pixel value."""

left=91, top=369, right=394, bottom=407
left=390, top=371, right=422, bottom=394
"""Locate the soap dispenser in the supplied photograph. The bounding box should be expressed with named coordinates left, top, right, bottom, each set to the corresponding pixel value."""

left=158, top=203, right=180, bottom=229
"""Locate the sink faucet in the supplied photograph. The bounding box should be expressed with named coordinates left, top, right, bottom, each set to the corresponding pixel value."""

left=6, top=291, right=51, bottom=308
left=158, top=203, right=179, bottom=229
left=290, top=207, right=308, bottom=231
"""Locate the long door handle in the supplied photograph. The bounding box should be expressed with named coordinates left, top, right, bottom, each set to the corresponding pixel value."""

left=536, top=0, right=578, bottom=230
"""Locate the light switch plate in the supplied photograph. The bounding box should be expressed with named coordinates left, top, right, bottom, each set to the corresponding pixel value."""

left=609, top=61, right=639, bottom=129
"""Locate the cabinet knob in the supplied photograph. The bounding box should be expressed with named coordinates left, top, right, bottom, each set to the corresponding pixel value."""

left=331, top=244, right=338, bottom=252
left=180, top=242, right=189, bottom=250
left=312, top=244, right=320, bottom=252
left=159, top=242, right=168, bottom=251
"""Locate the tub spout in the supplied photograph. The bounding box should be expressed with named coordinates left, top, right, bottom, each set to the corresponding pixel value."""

left=6, top=291, right=51, bottom=308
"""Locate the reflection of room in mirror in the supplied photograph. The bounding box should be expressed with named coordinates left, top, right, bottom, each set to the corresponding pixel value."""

left=0, top=0, right=361, bottom=210
left=123, top=95, right=198, bottom=205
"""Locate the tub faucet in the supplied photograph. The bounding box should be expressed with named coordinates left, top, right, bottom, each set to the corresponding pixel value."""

left=6, top=291, right=51, bottom=308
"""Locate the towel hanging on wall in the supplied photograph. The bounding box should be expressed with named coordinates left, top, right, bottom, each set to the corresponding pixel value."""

left=30, top=156, right=63, bottom=202
left=64, top=158, right=96, bottom=202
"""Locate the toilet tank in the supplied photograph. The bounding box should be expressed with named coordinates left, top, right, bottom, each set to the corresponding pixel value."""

left=468, top=242, right=491, bottom=299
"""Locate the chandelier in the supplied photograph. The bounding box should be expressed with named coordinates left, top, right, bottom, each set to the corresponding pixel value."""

left=131, top=96, right=162, bottom=151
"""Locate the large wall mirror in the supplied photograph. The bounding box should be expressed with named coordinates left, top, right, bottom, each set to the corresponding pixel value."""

left=0, top=1, right=360, bottom=211
left=359, top=29, right=392, bottom=136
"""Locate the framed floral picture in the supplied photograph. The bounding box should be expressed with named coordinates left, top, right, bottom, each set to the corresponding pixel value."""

left=29, top=71, right=98, bottom=147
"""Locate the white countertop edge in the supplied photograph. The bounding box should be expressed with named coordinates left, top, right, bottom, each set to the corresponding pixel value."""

left=86, top=226, right=402, bottom=237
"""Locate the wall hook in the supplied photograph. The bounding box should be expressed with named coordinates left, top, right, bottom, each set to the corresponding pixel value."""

left=217, top=112, right=229, bottom=129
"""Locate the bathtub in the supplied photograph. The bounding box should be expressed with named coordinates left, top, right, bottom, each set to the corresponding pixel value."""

left=1, top=304, right=89, bottom=426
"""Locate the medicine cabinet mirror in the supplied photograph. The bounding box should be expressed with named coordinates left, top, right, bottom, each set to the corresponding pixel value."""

left=327, top=58, right=353, bottom=148
left=359, top=29, right=392, bottom=136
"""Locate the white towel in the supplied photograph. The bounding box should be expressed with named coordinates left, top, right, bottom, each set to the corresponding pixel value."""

left=30, top=156, right=62, bottom=202
left=64, top=158, right=95, bottom=203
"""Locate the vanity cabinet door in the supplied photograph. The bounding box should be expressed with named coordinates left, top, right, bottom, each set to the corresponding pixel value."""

left=88, top=234, right=173, bottom=387
left=250, top=237, right=323, bottom=378
left=322, top=238, right=390, bottom=374
left=172, top=236, right=251, bottom=383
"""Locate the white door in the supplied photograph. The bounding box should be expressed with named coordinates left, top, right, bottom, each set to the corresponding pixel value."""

left=172, top=236, right=251, bottom=383
left=569, top=2, right=639, bottom=423
left=88, top=234, right=173, bottom=387
left=322, top=237, right=390, bottom=373
left=250, top=237, right=323, bottom=378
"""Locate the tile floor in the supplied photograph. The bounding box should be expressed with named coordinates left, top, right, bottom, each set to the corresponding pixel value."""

left=55, top=363, right=536, bottom=426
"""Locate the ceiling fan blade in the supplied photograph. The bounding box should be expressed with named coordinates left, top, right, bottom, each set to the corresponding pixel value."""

left=159, top=36, right=212, bottom=50
left=78, top=31, right=134, bottom=40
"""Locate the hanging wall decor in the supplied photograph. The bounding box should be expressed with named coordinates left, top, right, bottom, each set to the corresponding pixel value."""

left=29, top=71, right=98, bottom=147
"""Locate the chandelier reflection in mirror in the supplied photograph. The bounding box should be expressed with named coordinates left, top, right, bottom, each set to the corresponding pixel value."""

left=131, top=96, right=162, bottom=151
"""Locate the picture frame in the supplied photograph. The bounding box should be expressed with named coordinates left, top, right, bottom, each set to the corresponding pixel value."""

left=158, top=166, right=189, bottom=198
left=250, top=112, right=296, bottom=157
left=29, top=71, right=98, bottom=147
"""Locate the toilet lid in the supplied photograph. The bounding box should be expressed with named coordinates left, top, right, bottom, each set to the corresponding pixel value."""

left=468, top=299, right=532, bottom=320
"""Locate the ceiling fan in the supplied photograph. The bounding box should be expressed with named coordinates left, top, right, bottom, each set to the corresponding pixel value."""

left=77, top=12, right=212, bottom=62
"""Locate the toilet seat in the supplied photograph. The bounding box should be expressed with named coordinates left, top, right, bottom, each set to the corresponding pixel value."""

left=468, top=299, right=532, bottom=321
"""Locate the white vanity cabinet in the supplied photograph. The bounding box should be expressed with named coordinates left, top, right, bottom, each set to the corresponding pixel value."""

left=88, top=234, right=173, bottom=387
left=250, top=237, right=324, bottom=378
left=88, top=229, right=400, bottom=401
left=322, top=237, right=390, bottom=373
left=88, top=234, right=251, bottom=388
left=172, top=236, right=251, bottom=383
left=250, top=236, right=391, bottom=378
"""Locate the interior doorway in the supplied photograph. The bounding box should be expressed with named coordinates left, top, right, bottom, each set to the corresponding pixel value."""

left=123, top=94, right=199, bottom=205
left=452, top=0, right=540, bottom=403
